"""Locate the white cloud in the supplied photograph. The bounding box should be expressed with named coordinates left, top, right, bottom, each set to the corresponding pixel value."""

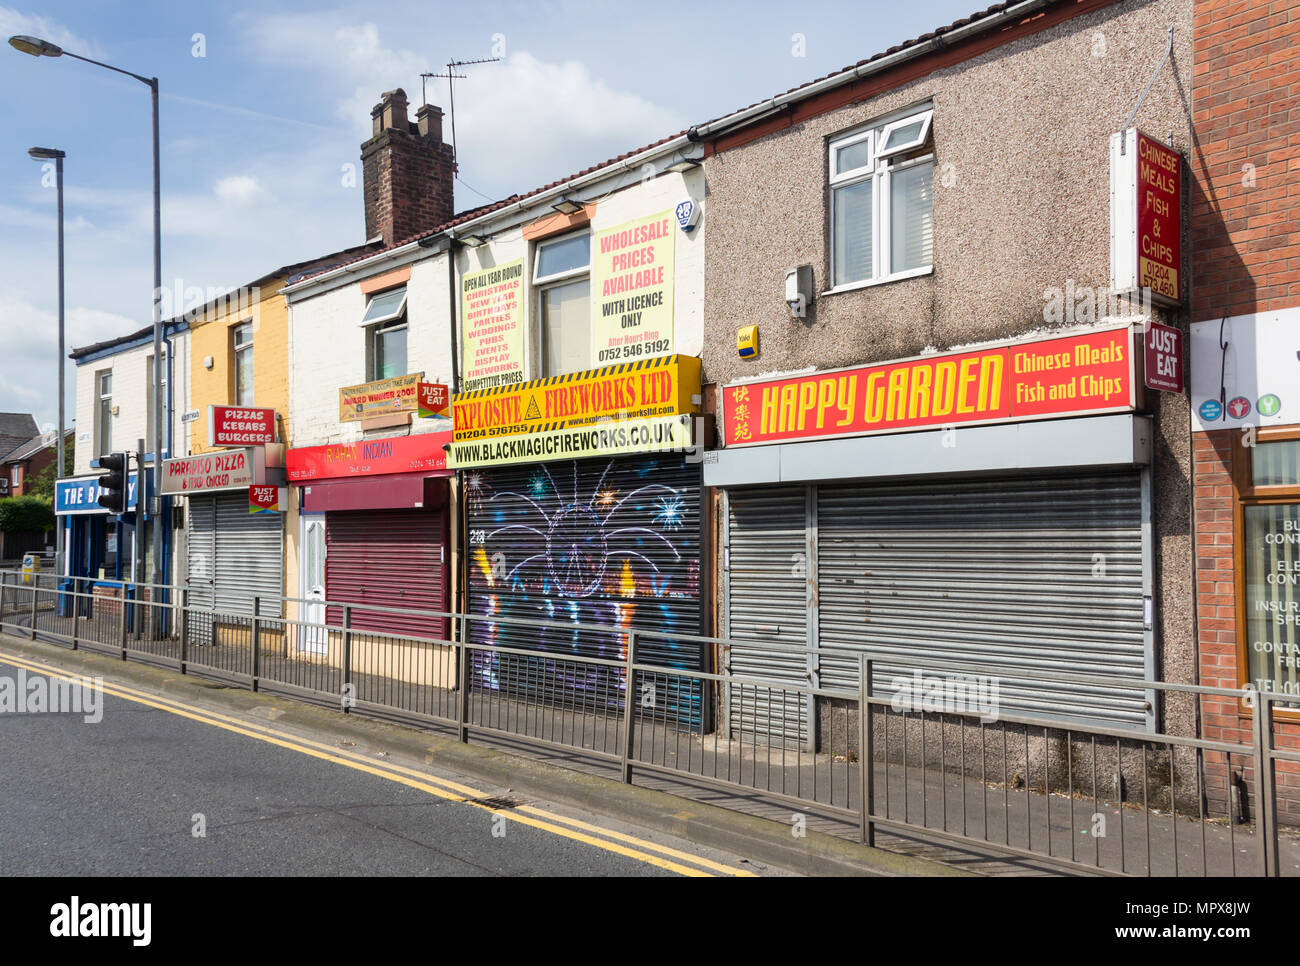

left=0, top=6, right=98, bottom=57
left=214, top=175, right=271, bottom=207
left=0, top=294, right=136, bottom=430
left=242, top=17, right=685, bottom=201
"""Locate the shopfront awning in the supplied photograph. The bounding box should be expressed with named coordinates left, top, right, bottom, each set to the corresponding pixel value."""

left=704, top=413, right=1151, bottom=488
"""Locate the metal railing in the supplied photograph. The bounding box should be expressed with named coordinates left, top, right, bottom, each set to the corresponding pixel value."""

left=0, top=568, right=1295, bottom=876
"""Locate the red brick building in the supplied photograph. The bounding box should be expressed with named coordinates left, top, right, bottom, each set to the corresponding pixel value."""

left=1191, top=0, right=1300, bottom=820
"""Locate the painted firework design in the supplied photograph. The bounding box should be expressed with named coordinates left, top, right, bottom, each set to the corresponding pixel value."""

left=466, top=455, right=702, bottom=724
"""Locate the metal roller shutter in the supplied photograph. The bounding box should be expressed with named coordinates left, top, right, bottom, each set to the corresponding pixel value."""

left=465, top=454, right=704, bottom=724
left=817, top=472, right=1147, bottom=726
left=214, top=492, right=283, bottom=618
left=186, top=496, right=216, bottom=613
left=185, top=492, right=283, bottom=642
left=725, top=486, right=812, bottom=743
left=325, top=509, right=448, bottom=641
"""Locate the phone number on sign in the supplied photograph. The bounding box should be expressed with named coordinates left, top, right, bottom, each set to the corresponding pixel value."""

left=598, top=339, right=671, bottom=363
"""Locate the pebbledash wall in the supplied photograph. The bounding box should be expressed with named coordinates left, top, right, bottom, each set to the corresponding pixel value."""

left=1190, top=0, right=1300, bottom=821
left=698, top=0, right=1198, bottom=747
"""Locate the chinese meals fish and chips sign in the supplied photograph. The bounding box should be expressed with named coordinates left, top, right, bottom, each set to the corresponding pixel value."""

left=338, top=373, right=421, bottom=422
left=591, top=211, right=675, bottom=364
left=721, top=327, right=1136, bottom=447
left=448, top=355, right=700, bottom=468
left=462, top=259, right=525, bottom=392
left=209, top=405, right=275, bottom=446
left=1111, top=128, right=1182, bottom=304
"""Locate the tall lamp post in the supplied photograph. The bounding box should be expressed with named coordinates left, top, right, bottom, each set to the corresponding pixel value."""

left=11, top=34, right=164, bottom=592
left=28, top=146, right=66, bottom=576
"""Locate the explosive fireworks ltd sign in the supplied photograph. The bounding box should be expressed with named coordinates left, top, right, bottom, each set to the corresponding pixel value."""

left=452, top=355, right=700, bottom=442
left=721, top=327, right=1137, bottom=447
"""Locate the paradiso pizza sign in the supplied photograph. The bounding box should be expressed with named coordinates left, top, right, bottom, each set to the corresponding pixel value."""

left=721, top=326, right=1137, bottom=447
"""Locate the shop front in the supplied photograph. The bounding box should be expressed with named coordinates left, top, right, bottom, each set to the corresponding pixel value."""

left=712, top=325, right=1157, bottom=743
left=448, top=355, right=705, bottom=723
left=54, top=471, right=142, bottom=614
left=163, top=446, right=287, bottom=635
left=287, top=432, right=454, bottom=644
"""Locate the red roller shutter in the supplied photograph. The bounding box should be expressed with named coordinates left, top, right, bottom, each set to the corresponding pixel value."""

left=325, top=508, right=448, bottom=641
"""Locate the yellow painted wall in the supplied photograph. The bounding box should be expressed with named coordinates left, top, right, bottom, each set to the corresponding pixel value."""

left=186, top=276, right=291, bottom=455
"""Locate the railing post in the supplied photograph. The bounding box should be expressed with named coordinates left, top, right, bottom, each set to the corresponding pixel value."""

left=70, top=583, right=79, bottom=651
left=179, top=588, right=189, bottom=673
left=457, top=614, right=470, bottom=743
left=118, top=586, right=128, bottom=658
left=859, top=656, right=875, bottom=847
left=341, top=605, right=352, bottom=714
left=251, top=596, right=261, bottom=692
left=29, top=573, right=39, bottom=640
left=620, top=632, right=637, bottom=784
left=0, top=571, right=8, bottom=628
left=1252, top=693, right=1278, bottom=876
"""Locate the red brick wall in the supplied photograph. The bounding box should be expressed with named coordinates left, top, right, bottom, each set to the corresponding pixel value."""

left=1190, top=0, right=1300, bottom=321
left=1192, top=0, right=1300, bottom=823
left=361, top=127, right=456, bottom=247
left=1193, top=429, right=1241, bottom=814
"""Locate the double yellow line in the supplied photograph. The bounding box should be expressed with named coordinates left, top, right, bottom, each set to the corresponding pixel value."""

left=0, top=650, right=757, bottom=878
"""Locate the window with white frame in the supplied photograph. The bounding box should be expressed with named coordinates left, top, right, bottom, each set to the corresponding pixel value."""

left=96, top=370, right=113, bottom=455
left=360, top=286, right=408, bottom=381
left=828, top=105, right=934, bottom=289
left=232, top=321, right=254, bottom=405
left=534, top=231, right=591, bottom=377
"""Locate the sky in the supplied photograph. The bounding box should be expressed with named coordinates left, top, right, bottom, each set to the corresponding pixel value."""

left=0, top=0, right=984, bottom=435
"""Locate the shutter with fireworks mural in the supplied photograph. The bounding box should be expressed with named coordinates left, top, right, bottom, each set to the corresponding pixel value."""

left=464, top=454, right=704, bottom=726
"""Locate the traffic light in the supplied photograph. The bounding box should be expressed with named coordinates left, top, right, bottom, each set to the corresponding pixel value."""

left=97, top=452, right=128, bottom=513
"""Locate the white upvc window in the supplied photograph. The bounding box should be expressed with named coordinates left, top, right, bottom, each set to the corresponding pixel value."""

left=232, top=321, right=254, bottom=406
left=360, top=287, right=409, bottom=381
left=828, top=106, right=934, bottom=290
left=533, top=231, right=591, bottom=378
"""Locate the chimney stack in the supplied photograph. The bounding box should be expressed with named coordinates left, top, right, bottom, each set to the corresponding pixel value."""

left=361, top=88, right=456, bottom=246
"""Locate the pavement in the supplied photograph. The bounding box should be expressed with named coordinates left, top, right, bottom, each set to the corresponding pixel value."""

left=0, top=631, right=962, bottom=877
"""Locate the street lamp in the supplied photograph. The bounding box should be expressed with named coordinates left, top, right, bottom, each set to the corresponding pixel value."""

left=27, top=146, right=66, bottom=577
left=11, top=34, right=164, bottom=592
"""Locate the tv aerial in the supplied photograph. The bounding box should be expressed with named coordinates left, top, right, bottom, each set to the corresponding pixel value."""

left=420, top=56, right=500, bottom=159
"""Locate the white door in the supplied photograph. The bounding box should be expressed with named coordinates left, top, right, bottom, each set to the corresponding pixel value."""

left=299, top=513, right=326, bottom=653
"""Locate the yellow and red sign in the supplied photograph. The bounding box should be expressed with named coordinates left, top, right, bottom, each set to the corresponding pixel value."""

left=338, top=373, right=421, bottom=422
left=722, top=327, right=1135, bottom=447
left=1136, top=132, right=1181, bottom=302
left=453, top=354, right=700, bottom=442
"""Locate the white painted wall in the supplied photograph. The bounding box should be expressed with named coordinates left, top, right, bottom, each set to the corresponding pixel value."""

left=287, top=250, right=454, bottom=448
left=455, top=166, right=706, bottom=381
left=73, top=330, right=190, bottom=475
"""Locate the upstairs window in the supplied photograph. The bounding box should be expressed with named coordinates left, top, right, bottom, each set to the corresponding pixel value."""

left=829, top=106, right=934, bottom=289
left=232, top=321, right=255, bottom=405
left=361, top=286, right=408, bottom=381
left=97, top=370, right=113, bottom=455
left=534, top=231, right=590, bottom=378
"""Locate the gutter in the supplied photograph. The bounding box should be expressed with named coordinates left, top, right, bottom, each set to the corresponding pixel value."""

left=282, top=0, right=1050, bottom=298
